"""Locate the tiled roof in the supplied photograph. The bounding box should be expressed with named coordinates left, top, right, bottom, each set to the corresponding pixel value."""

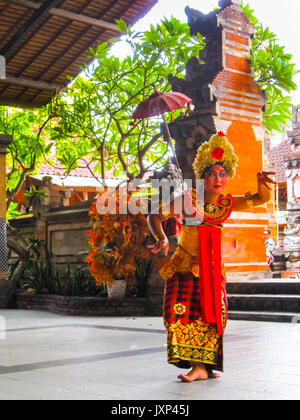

left=38, top=157, right=118, bottom=178
left=37, top=157, right=125, bottom=187
left=36, top=157, right=152, bottom=187
left=34, top=174, right=122, bottom=188
left=267, top=139, right=292, bottom=183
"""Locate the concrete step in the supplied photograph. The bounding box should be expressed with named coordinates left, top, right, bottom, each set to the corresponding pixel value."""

left=227, top=294, right=300, bottom=313
left=227, top=280, right=300, bottom=295
left=228, top=310, right=300, bottom=323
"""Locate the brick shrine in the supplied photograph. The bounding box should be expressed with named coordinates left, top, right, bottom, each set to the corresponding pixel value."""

left=167, top=0, right=272, bottom=276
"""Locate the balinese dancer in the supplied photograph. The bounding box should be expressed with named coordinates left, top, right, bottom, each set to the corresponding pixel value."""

left=147, top=131, right=275, bottom=382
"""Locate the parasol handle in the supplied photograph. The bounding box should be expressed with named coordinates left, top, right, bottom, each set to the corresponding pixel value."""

left=162, top=113, right=180, bottom=170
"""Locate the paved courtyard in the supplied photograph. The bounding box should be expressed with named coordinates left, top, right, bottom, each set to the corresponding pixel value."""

left=0, top=309, right=299, bottom=401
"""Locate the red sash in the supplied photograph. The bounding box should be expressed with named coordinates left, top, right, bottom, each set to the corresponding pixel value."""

left=197, top=225, right=223, bottom=336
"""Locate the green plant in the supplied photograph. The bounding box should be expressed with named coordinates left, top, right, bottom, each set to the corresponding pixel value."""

left=134, top=258, right=153, bottom=297
left=24, top=186, right=47, bottom=214
left=22, top=259, right=48, bottom=294
left=6, top=202, right=21, bottom=222
left=53, top=17, right=204, bottom=181
left=242, top=2, right=299, bottom=132
left=22, top=248, right=61, bottom=294
left=21, top=246, right=103, bottom=297
left=60, top=263, right=93, bottom=296
left=2, top=103, right=58, bottom=211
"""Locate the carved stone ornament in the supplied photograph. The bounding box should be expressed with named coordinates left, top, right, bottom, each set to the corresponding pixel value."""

left=218, top=0, right=242, bottom=8
left=283, top=216, right=300, bottom=249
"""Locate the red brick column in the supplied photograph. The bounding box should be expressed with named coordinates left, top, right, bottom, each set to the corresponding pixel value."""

left=213, top=1, right=270, bottom=273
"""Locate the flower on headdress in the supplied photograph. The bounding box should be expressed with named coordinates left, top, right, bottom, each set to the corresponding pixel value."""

left=211, top=147, right=224, bottom=160
left=192, top=132, right=238, bottom=179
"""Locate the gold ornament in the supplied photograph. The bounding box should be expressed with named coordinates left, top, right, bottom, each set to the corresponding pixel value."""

left=245, top=191, right=254, bottom=208
left=192, top=131, right=238, bottom=179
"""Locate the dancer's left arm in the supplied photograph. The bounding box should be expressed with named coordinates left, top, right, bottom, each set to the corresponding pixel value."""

left=232, top=171, right=276, bottom=211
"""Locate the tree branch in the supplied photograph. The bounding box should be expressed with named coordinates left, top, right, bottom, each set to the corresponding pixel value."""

left=7, top=238, right=30, bottom=261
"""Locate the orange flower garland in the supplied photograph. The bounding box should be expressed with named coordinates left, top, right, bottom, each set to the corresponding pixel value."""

left=86, top=190, right=149, bottom=287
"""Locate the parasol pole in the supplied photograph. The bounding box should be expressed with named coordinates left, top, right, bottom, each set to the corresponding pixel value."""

left=162, top=113, right=180, bottom=170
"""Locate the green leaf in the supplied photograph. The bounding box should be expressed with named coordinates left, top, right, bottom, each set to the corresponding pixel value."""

left=242, top=2, right=298, bottom=131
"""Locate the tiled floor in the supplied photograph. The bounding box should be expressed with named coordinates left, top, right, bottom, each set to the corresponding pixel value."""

left=0, top=309, right=299, bottom=400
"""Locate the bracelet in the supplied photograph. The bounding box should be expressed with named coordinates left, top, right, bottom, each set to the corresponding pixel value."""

left=245, top=191, right=253, bottom=208
left=154, top=235, right=166, bottom=242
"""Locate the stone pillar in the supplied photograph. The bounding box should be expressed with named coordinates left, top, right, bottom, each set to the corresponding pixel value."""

left=0, top=135, right=12, bottom=281
left=284, top=105, right=300, bottom=275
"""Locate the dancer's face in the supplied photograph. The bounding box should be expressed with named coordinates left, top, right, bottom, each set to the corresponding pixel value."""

left=203, top=164, right=228, bottom=196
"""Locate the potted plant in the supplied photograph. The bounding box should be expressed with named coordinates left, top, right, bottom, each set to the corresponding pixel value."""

left=86, top=190, right=149, bottom=298
left=24, top=186, right=46, bottom=217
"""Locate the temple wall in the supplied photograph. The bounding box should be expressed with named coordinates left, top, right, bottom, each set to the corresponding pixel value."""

left=8, top=208, right=89, bottom=273
left=212, top=3, right=271, bottom=273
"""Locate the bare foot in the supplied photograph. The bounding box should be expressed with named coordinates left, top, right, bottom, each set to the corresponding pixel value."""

left=207, top=370, right=220, bottom=379
left=178, top=365, right=208, bottom=382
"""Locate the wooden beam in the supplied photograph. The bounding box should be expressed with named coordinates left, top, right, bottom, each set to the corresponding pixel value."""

left=7, top=0, right=118, bottom=31
left=0, top=96, right=47, bottom=108
left=1, top=74, right=66, bottom=91
left=49, top=7, right=118, bottom=31
left=0, top=0, right=63, bottom=62
left=0, top=55, right=5, bottom=79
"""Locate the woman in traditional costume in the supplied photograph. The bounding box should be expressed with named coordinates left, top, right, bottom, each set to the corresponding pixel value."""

left=147, top=131, right=275, bottom=382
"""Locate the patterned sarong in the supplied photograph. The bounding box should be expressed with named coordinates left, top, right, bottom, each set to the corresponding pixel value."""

left=163, top=272, right=227, bottom=371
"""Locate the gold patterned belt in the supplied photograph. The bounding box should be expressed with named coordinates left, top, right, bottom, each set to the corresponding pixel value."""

left=178, top=244, right=198, bottom=263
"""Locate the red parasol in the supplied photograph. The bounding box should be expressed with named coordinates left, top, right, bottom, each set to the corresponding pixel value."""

left=133, top=91, right=193, bottom=168
left=133, top=91, right=192, bottom=120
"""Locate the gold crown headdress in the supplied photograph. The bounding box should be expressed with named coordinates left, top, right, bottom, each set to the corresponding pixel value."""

left=192, top=131, right=238, bottom=179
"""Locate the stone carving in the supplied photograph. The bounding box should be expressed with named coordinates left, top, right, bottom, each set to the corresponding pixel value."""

left=284, top=216, right=300, bottom=271
left=284, top=216, right=300, bottom=249
left=152, top=158, right=183, bottom=198
left=185, top=7, right=218, bottom=37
